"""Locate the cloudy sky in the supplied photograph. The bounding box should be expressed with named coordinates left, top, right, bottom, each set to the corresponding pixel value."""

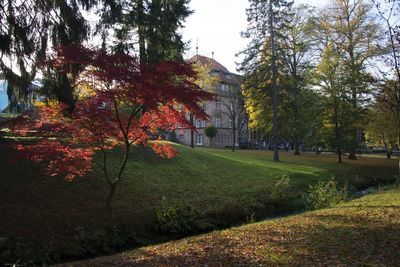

left=183, top=0, right=329, bottom=73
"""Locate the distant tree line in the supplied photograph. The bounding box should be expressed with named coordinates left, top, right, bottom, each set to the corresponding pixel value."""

left=239, top=0, right=400, bottom=163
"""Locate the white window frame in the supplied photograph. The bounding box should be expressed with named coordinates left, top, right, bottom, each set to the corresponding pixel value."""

left=196, top=119, right=206, bottom=128
left=220, top=83, right=228, bottom=91
left=196, top=134, right=204, bottom=145
left=215, top=118, right=222, bottom=128
left=216, top=100, right=221, bottom=110
left=228, top=119, right=234, bottom=128
left=195, top=119, right=201, bottom=128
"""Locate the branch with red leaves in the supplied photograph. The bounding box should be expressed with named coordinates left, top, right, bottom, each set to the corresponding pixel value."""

left=13, top=45, right=214, bottom=211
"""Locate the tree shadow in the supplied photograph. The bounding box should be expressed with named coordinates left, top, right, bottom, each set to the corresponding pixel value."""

left=76, top=207, right=400, bottom=266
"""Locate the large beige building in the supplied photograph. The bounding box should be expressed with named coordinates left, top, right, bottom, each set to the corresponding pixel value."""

left=175, top=55, right=247, bottom=148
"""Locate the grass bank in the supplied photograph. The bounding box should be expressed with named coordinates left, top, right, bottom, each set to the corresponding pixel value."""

left=0, top=142, right=397, bottom=264
left=63, top=186, right=400, bottom=266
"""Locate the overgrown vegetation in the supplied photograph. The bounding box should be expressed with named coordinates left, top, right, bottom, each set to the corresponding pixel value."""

left=68, top=186, right=400, bottom=266
left=304, top=178, right=345, bottom=209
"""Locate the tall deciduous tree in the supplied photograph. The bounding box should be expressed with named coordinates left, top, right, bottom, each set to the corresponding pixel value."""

left=318, top=0, right=382, bottom=159
left=373, top=0, right=400, bottom=164
left=313, top=44, right=351, bottom=163
left=279, top=4, right=315, bottom=155
left=14, top=45, right=213, bottom=212
left=222, top=80, right=246, bottom=152
left=366, top=103, right=398, bottom=159
left=239, top=0, right=293, bottom=161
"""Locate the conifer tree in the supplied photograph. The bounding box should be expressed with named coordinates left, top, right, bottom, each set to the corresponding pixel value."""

left=239, top=0, right=293, bottom=161
left=100, top=0, right=191, bottom=63
left=0, top=0, right=91, bottom=109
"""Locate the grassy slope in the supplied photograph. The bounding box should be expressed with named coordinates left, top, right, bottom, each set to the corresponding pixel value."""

left=63, top=187, right=400, bottom=266
left=0, top=143, right=397, bottom=263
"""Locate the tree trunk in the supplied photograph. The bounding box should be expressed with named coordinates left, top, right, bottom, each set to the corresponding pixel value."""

left=232, top=126, right=236, bottom=152
left=398, top=131, right=400, bottom=175
left=269, top=0, right=279, bottom=162
left=105, top=182, right=118, bottom=212
left=137, top=0, right=146, bottom=65
left=294, top=134, right=300, bottom=155
left=387, top=151, right=392, bottom=159
left=348, top=128, right=357, bottom=160
left=334, top=101, right=342, bottom=163
left=190, top=114, right=194, bottom=148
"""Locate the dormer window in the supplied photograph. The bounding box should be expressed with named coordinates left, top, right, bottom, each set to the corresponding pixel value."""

left=225, top=73, right=232, bottom=79
left=211, top=70, right=220, bottom=76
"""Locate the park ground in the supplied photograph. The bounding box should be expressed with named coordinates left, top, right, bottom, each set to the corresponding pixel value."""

left=0, top=142, right=398, bottom=264
left=62, top=186, right=400, bottom=266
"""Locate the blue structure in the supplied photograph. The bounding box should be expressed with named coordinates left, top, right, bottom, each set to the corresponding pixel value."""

left=0, top=80, right=8, bottom=112
left=0, top=79, right=44, bottom=113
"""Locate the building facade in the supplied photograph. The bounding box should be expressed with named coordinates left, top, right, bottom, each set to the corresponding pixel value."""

left=175, top=55, right=248, bottom=148
left=0, top=79, right=44, bottom=113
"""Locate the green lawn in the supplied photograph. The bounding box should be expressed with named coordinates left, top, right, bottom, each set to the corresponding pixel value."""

left=62, top=186, right=400, bottom=266
left=0, top=143, right=397, bottom=264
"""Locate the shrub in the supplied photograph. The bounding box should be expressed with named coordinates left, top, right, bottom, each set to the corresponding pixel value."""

left=271, top=175, right=291, bottom=201
left=155, top=203, right=199, bottom=235
left=305, top=178, right=344, bottom=210
left=204, top=125, right=218, bottom=146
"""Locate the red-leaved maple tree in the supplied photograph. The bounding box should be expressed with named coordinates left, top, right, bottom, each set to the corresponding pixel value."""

left=14, top=45, right=213, bottom=211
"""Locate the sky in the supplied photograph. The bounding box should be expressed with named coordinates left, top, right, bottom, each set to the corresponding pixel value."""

left=182, top=0, right=328, bottom=74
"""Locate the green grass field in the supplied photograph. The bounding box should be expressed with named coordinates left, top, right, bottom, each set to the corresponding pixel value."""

left=63, top=186, right=400, bottom=266
left=0, top=143, right=397, bottom=264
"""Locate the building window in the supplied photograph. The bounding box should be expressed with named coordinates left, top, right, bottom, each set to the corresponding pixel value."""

left=211, top=70, right=220, bottom=76
left=178, top=134, right=185, bottom=140
left=229, top=119, right=234, bottom=128
left=196, top=134, right=204, bottom=145
left=220, top=83, right=228, bottom=91
left=195, top=119, right=206, bottom=128
left=215, top=118, right=221, bottom=128
left=216, top=100, right=221, bottom=110
left=225, top=73, right=232, bottom=79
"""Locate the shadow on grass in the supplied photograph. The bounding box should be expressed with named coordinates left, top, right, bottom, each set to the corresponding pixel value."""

left=77, top=207, right=400, bottom=266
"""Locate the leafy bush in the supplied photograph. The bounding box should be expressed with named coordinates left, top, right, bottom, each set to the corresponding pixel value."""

left=156, top=204, right=199, bottom=235
left=204, top=125, right=218, bottom=139
left=305, top=178, right=344, bottom=210
left=271, top=175, right=291, bottom=201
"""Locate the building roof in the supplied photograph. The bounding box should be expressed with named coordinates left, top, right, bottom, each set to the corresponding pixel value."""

left=190, top=55, right=230, bottom=73
left=190, top=55, right=241, bottom=86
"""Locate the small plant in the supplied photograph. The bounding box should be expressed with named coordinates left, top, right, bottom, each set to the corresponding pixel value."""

left=305, top=178, right=344, bottom=210
left=156, top=203, right=199, bottom=235
left=272, top=175, right=291, bottom=201
left=246, top=213, right=257, bottom=224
